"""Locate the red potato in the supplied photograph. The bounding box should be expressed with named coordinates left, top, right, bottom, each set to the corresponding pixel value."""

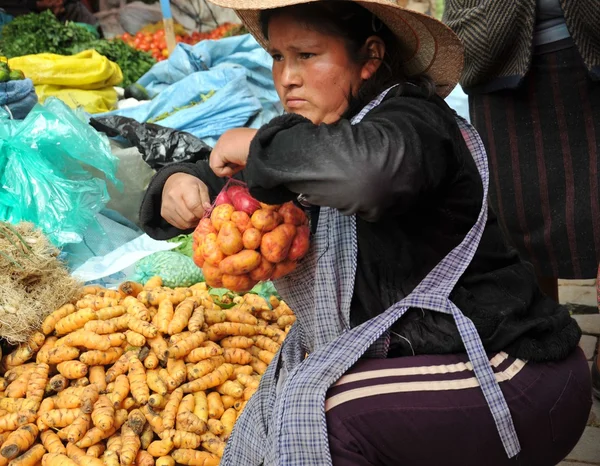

left=202, top=233, right=225, bottom=266
left=231, top=211, right=252, bottom=233
left=278, top=202, right=307, bottom=226
left=217, top=222, right=244, bottom=256
left=210, top=204, right=235, bottom=231
left=250, top=210, right=281, bottom=232
left=219, top=250, right=262, bottom=275
left=288, top=225, right=310, bottom=261
left=202, top=263, right=224, bottom=288
left=215, top=190, right=232, bottom=206
left=228, top=186, right=261, bottom=215
left=222, top=274, right=258, bottom=293
left=242, top=228, right=262, bottom=250
left=260, top=224, right=296, bottom=263
left=249, top=256, right=275, bottom=282
left=271, top=260, right=297, bottom=279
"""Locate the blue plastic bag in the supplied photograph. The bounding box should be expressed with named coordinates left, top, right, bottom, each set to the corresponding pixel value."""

left=0, top=78, right=38, bottom=119
left=101, top=67, right=263, bottom=145
left=100, top=34, right=282, bottom=146
left=0, top=98, right=121, bottom=246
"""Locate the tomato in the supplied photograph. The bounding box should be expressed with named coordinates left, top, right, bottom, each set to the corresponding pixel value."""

left=158, top=39, right=166, bottom=49
left=122, top=32, right=131, bottom=40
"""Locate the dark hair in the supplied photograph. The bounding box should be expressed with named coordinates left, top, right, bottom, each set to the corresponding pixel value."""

left=259, top=2, right=436, bottom=117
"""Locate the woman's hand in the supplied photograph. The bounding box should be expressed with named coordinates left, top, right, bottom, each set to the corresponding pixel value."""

left=210, top=128, right=258, bottom=177
left=161, top=173, right=211, bottom=230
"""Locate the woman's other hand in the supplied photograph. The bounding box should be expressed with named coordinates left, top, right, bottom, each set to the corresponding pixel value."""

left=210, top=128, right=258, bottom=177
left=161, top=173, right=211, bottom=230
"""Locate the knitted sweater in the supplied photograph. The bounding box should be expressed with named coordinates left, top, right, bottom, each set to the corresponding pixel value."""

left=443, top=0, right=600, bottom=93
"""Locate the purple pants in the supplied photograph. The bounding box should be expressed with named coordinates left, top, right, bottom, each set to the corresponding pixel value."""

left=326, top=348, right=591, bottom=466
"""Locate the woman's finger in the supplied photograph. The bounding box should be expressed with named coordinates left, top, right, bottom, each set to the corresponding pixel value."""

left=197, top=181, right=212, bottom=211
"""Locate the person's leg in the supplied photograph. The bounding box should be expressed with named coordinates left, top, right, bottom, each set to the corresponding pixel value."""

left=326, top=349, right=591, bottom=466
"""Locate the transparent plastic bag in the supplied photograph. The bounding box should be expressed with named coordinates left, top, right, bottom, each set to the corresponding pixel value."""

left=192, top=179, right=310, bottom=292
left=0, top=98, right=121, bottom=246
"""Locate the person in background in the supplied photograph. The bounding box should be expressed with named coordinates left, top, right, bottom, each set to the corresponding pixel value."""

left=445, top=0, right=600, bottom=400
left=0, top=0, right=98, bottom=25
left=444, top=0, right=599, bottom=302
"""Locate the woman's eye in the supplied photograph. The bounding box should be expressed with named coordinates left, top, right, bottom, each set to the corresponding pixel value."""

left=271, top=54, right=283, bottom=62
left=299, top=53, right=315, bottom=59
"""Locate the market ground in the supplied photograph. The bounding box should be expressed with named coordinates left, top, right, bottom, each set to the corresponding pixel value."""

left=558, top=279, right=600, bottom=466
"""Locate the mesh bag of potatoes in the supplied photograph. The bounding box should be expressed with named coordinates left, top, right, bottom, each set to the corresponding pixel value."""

left=0, top=276, right=295, bottom=466
left=192, top=180, right=310, bottom=293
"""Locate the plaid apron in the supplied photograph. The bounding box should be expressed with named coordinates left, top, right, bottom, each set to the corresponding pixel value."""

left=221, top=88, right=522, bottom=466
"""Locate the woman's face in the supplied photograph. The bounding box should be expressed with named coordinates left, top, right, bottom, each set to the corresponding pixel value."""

left=268, top=14, right=369, bottom=125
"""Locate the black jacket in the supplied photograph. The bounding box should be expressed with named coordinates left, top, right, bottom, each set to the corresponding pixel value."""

left=139, top=85, right=580, bottom=363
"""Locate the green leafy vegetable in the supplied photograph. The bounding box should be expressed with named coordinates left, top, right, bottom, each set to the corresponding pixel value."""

left=167, top=234, right=194, bottom=258
left=0, top=10, right=95, bottom=58
left=0, top=11, right=154, bottom=87
left=208, top=288, right=237, bottom=309
left=249, top=281, right=280, bottom=306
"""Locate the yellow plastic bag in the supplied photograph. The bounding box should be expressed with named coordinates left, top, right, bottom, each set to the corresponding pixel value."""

left=34, top=84, right=118, bottom=114
left=8, top=50, right=123, bottom=89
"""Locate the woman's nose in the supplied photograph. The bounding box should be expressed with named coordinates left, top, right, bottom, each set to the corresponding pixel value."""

left=280, top=63, right=302, bottom=88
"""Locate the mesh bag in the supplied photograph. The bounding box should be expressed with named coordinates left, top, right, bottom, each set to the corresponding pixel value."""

left=192, top=179, right=310, bottom=292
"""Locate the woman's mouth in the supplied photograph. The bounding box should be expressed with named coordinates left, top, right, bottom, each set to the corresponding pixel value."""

left=286, top=98, right=306, bottom=108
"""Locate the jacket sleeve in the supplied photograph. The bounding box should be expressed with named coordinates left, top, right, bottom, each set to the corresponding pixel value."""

left=138, top=161, right=240, bottom=240
left=244, top=95, right=458, bottom=222
left=443, top=0, right=536, bottom=91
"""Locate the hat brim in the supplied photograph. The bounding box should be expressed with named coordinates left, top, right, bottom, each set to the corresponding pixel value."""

left=207, top=0, right=463, bottom=98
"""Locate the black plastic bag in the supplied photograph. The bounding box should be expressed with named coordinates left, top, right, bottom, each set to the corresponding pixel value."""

left=90, top=115, right=212, bottom=169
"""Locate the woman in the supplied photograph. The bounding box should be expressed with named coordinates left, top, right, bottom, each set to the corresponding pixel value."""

left=139, top=1, right=591, bottom=465
left=443, top=0, right=600, bottom=301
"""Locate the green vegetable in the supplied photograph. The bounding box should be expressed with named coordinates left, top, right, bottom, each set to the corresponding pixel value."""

left=0, top=10, right=95, bottom=58
left=249, top=281, right=280, bottom=306
left=0, top=62, right=9, bottom=73
left=131, top=250, right=204, bottom=288
left=70, top=39, right=155, bottom=87
left=124, top=83, right=151, bottom=101
left=9, top=69, right=24, bottom=81
left=167, top=234, right=194, bottom=258
left=208, top=288, right=237, bottom=309
left=0, top=69, right=9, bottom=83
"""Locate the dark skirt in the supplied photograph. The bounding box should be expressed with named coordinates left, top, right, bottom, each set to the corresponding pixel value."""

left=469, top=43, right=600, bottom=279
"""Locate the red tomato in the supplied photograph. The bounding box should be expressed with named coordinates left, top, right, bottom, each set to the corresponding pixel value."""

left=122, top=32, right=131, bottom=40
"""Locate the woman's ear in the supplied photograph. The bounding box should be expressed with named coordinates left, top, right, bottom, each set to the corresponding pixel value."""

left=361, top=36, right=386, bottom=81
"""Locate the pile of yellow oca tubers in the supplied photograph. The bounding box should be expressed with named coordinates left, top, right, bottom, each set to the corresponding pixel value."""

left=0, top=277, right=296, bottom=466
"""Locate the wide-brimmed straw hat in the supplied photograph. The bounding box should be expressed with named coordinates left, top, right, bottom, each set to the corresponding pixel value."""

left=207, top=0, right=463, bottom=98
